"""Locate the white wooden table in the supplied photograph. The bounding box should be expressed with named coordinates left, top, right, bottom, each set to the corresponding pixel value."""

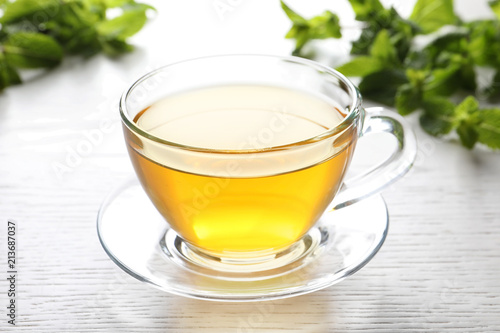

left=2, top=0, right=500, bottom=331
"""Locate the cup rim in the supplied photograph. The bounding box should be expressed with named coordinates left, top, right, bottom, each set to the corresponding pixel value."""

left=119, top=54, right=362, bottom=154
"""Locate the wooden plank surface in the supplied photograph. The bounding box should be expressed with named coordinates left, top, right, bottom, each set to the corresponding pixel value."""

left=1, top=0, right=500, bottom=332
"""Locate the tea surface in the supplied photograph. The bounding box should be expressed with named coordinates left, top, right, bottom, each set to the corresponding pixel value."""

left=126, top=85, right=355, bottom=253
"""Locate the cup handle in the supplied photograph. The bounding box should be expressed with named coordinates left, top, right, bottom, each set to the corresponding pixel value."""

left=332, top=106, right=418, bottom=210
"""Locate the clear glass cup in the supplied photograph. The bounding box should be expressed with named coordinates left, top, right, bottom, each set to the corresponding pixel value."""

left=119, top=54, right=416, bottom=276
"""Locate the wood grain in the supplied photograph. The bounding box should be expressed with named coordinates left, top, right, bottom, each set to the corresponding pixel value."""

left=1, top=0, right=500, bottom=332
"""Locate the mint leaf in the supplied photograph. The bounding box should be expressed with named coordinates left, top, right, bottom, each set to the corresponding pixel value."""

left=369, top=29, right=398, bottom=65
left=350, top=7, right=418, bottom=62
left=408, top=33, right=476, bottom=95
left=351, top=25, right=378, bottom=56
left=348, top=0, right=384, bottom=21
left=281, top=1, right=341, bottom=55
left=3, top=32, right=63, bottom=68
left=404, top=50, right=431, bottom=69
left=459, top=60, right=476, bottom=92
left=281, top=1, right=307, bottom=25
left=280, top=0, right=500, bottom=150
left=431, top=51, right=476, bottom=93
left=0, top=55, right=22, bottom=90
left=424, top=30, right=468, bottom=61
left=457, top=122, right=479, bottom=149
left=455, top=96, right=480, bottom=118
left=281, top=1, right=310, bottom=54
left=419, top=97, right=456, bottom=135
left=406, top=68, right=427, bottom=86
left=0, top=0, right=58, bottom=24
left=423, top=65, right=461, bottom=97
left=490, top=0, right=500, bottom=19
left=0, top=0, right=155, bottom=93
left=337, top=30, right=399, bottom=78
left=485, top=70, right=500, bottom=99
left=97, top=6, right=149, bottom=40
left=104, top=0, right=134, bottom=7
left=477, top=108, right=500, bottom=149
left=396, top=83, right=421, bottom=115
left=359, top=69, right=407, bottom=105
left=422, top=30, right=477, bottom=92
left=100, top=39, right=134, bottom=56
left=455, top=97, right=480, bottom=148
left=43, top=1, right=102, bottom=56
left=307, top=11, right=341, bottom=40
left=410, top=0, right=457, bottom=34
left=336, top=56, right=383, bottom=77
left=1, top=0, right=154, bottom=57
left=396, top=69, right=427, bottom=115
left=468, top=20, right=500, bottom=68
left=454, top=97, right=500, bottom=150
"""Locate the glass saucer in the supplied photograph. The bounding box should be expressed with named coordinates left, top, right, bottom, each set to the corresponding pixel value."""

left=97, top=179, right=389, bottom=302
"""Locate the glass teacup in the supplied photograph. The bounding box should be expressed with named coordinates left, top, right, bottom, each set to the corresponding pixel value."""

left=119, top=55, right=416, bottom=274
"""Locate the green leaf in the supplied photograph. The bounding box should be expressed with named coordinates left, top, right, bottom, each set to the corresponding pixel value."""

left=351, top=26, right=377, bottom=55
left=489, top=0, right=500, bottom=19
left=455, top=96, right=480, bottom=118
left=0, top=56, right=22, bottom=91
left=104, top=0, right=133, bottom=7
left=457, top=122, right=479, bottom=149
left=459, top=62, right=476, bottom=92
left=281, top=1, right=307, bottom=25
left=406, top=68, right=427, bottom=86
left=358, top=69, right=407, bottom=105
left=369, top=29, right=398, bottom=64
left=404, top=50, right=431, bottom=69
left=3, top=32, right=63, bottom=68
left=485, top=70, right=500, bottom=99
left=419, top=97, right=456, bottom=136
left=454, top=96, right=480, bottom=148
left=281, top=2, right=341, bottom=54
left=280, top=0, right=500, bottom=151
left=427, top=45, right=476, bottom=93
left=437, top=52, right=476, bottom=92
left=348, top=0, right=384, bottom=21
left=337, top=30, right=399, bottom=79
left=97, top=6, right=149, bottom=40
left=0, top=0, right=155, bottom=93
left=307, top=11, right=341, bottom=40
left=100, top=38, right=134, bottom=56
left=468, top=20, right=500, bottom=68
left=477, top=108, right=500, bottom=149
left=350, top=7, right=418, bottom=62
left=40, top=2, right=100, bottom=55
left=410, top=0, right=457, bottom=34
left=0, top=0, right=59, bottom=24
left=124, top=2, right=156, bottom=12
left=424, top=30, right=468, bottom=62
left=336, top=56, right=383, bottom=77
left=395, top=83, right=421, bottom=115
left=423, top=65, right=461, bottom=97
